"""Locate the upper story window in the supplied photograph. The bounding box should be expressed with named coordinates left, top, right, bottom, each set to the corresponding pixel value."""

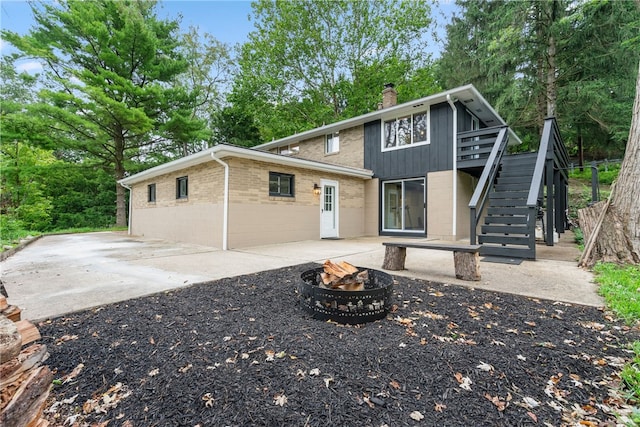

left=382, top=109, right=429, bottom=151
left=269, top=172, right=294, bottom=197
left=176, top=176, right=188, bottom=199
left=325, top=132, right=339, bottom=154
left=278, top=143, right=300, bottom=155
left=148, top=183, right=156, bottom=203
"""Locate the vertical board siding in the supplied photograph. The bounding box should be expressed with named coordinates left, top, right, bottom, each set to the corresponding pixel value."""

left=365, top=102, right=455, bottom=180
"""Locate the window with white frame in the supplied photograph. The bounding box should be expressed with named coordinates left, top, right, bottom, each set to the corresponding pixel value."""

left=278, top=143, right=300, bottom=155
left=382, top=109, right=429, bottom=151
left=325, top=132, right=339, bottom=154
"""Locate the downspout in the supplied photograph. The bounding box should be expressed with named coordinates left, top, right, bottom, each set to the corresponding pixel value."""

left=211, top=152, right=229, bottom=250
left=446, top=94, right=458, bottom=239
left=120, top=182, right=132, bottom=236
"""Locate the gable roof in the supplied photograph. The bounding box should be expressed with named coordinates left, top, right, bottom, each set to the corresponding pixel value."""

left=254, top=84, right=521, bottom=150
left=118, top=144, right=373, bottom=186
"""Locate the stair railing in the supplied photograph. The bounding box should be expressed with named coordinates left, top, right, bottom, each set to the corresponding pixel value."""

left=526, top=117, right=568, bottom=247
left=469, top=126, right=509, bottom=245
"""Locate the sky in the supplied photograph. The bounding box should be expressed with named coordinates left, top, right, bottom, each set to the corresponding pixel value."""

left=0, top=0, right=456, bottom=74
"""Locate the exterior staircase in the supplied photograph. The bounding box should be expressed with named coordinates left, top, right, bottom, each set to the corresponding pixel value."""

left=477, top=153, right=537, bottom=259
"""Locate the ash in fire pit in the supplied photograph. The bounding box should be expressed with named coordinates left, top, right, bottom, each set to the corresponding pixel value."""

left=299, top=261, right=394, bottom=324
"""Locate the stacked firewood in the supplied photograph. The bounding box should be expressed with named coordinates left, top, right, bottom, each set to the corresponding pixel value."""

left=319, top=260, right=369, bottom=291
left=0, top=295, right=52, bottom=427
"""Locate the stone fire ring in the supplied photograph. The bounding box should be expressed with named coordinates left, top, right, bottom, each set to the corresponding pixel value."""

left=298, top=267, right=394, bottom=325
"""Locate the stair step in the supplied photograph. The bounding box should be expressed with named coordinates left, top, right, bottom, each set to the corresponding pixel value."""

left=478, top=235, right=531, bottom=245
left=481, top=224, right=530, bottom=234
left=488, top=198, right=528, bottom=207
left=501, top=154, right=538, bottom=165
left=484, top=215, right=529, bottom=225
left=490, top=191, right=529, bottom=199
left=487, top=206, right=530, bottom=215
left=480, top=245, right=535, bottom=259
left=498, top=168, right=535, bottom=176
left=496, top=176, right=534, bottom=184
left=494, top=183, right=530, bottom=191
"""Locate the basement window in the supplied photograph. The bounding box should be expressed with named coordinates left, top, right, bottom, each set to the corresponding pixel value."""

left=269, top=172, right=294, bottom=197
left=148, top=183, right=156, bottom=203
left=176, top=176, right=188, bottom=199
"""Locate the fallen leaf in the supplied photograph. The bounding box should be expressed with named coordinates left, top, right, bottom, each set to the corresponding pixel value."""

left=527, top=411, right=537, bottom=422
left=275, top=351, right=286, bottom=359
left=491, top=340, right=506, bottom=346
left=148, top=368, right=160, bottom=377
left=429, top=291, right=444, bottom=297
left=149, top=336, right=155, bottom=345
left=202, top=393, right=214, bottom=408
left=410, top=410, right=425, bottom=420
left=265, top=350, right=275, bottom=362
left=476, top=361, right=494, bottom=372
left=525, top=321, right=536, bottom=327
left=179, top=363, right=193, bottom=373
left=484, top=393, right=508, bottom=411
left=523, top=396, right=540, bottom=408
left=273, top=393, right=288, bottom=406
left=324, top=377, right=334, bottom=388
left=309, top=368, right=320, bottom=376
left=454, top=372, right=472, bottom=390
left=517, top=354, right=527, bottom=361
left=390, top=379, right=401, bottom=390
left=434, top=402, right=446, bottom=412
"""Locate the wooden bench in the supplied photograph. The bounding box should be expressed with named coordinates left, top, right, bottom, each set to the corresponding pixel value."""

left=382, top=242, right=482, bottom=281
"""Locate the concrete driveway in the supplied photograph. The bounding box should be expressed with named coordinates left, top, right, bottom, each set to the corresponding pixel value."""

left=0, top=231, right=603, bottom=321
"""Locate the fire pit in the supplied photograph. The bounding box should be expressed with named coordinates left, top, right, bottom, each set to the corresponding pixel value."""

left=298, top=266, right=394, bottom=324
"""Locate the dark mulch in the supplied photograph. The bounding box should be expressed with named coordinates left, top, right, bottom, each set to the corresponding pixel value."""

left=39, top=263, right=636, bottom=426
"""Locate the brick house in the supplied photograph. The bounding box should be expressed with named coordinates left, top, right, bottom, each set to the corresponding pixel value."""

left=119, top=84, right=569, bottom=258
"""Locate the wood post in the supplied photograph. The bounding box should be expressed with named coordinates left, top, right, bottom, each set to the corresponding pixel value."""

left=382, top=246, right=406, bottom=270
left=453, top=251, right=481, bottom=281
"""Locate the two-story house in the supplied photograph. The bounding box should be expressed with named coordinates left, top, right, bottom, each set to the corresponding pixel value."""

left=119, top=84, right=569, bottom=259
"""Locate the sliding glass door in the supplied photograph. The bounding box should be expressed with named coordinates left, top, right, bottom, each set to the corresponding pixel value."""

left=382, top=178, right=425, bottom=233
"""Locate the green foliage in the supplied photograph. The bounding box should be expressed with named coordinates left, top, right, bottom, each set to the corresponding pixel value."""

left=0, top=216, right=38, bottom=248
left=1, top=0, right=209, bottom=226
left=621, top=341, right=640, bottom=405
left=438, top=0, right=639, bottom=158
left=594, top=263, right=640, bottom=324
left=226, top=0, right=439, bottom=143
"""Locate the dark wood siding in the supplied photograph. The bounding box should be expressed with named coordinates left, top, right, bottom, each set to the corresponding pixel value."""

left=364, top=102, right=454, bottom=180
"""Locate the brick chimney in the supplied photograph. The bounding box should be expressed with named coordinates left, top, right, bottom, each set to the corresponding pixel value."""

left=381, top=83, right=397, bottom=109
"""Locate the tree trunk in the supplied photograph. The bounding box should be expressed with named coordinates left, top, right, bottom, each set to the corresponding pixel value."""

left=611, top=60, right=640, bottom=256
left=114, top=132, right=127, bottom=228
left=578, top=60, right=640, bottom=266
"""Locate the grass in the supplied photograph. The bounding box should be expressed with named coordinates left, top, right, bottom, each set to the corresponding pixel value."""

left=593, top=262, right=640, bottom=421
left=0, top=226, right=127, bottom=252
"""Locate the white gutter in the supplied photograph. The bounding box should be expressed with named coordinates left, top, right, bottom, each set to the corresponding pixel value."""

left=211, top=152, right=229, bottom=251
left=446, top=94, right=458, bottom=238
left=120, top=182, right=133, bottom=236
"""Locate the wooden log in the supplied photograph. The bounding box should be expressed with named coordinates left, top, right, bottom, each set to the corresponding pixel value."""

left=382, top=246, right=406, bottom=271
left=15, top=321, right=41, bottom=346
left=0, top=315, right=21, bottom=362
left=1, top=344, right=49, bottom=385
left=1, top=306, right=21, bottom=322
left=453, top=251, right=481, bottom=281
left=0, top=365, right=53, bottom=427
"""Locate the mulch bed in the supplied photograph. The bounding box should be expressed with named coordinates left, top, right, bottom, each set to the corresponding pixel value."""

left=39, top=263, right=636, bottom=426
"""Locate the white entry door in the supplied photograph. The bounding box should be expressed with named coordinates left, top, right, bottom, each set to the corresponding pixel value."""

left=320, top=179, right=339, bottom=238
